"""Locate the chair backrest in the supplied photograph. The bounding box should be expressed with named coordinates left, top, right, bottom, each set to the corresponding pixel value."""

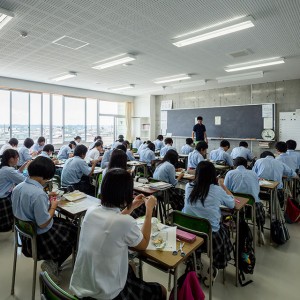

left=39, top=271, right=78, bottom=300
left=14, top=217, right=37, bottom=239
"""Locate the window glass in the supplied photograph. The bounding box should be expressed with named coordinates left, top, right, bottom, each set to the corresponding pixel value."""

left=0, top=90, right=10, bottom=145
left=99, top=116, right=114, bottom=146
left=52, top=94, right=63, bottom=144
left=86, top=98, right=98, bottom=142
left=42, top=94, right=50, bottom=142
left=30, top=93, right=42, bottom=142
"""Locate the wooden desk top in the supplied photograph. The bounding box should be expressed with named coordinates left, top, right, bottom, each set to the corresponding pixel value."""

left=259, top=180, right=279, bottom=190
left=234, top=196, right=249, bottom=211
left=214, top=164, right=231, bottom=170
left=139, top=236, right=203, bottom=269
left=176, top=172, right=195, bottom=181
left=127, top=161, right=147, bottom=166
left=133, top=182, right=157, bottom=195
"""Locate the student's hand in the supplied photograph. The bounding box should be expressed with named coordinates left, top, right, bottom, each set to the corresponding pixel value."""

left=97, top=156, right=103, bottom=162
left=176, top=168, right=184, bottom=172
left=48, top=192, right=58, bottom=198
left=144, top=195, right=157, bottom=212
left=91, top=160, right=98, bottom=165
left=131, top=194, right=145, bottom=210
left=218, top=178, right=225, bottom=186
left=50, top=198, right=58, bottom=210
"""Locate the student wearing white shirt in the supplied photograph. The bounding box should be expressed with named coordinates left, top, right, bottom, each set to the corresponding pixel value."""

left=88, top=136, right=102, bottom=151
left=0, top=138, right=18, bottom=156
left=86, top=141, right=103, bottom=163
left=70, top=168, right=166, bottom=300
left=132, top=137, right=142, bottom=149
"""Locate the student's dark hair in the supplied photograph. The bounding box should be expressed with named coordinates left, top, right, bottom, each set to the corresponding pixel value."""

left=220, top=140, right=230, bottom=148
left=74, top=144, right=88, bottom=157
left=164, top=137, right=173, bottom=145
left=108, top=149, right=127, bottom=170
left=234, top=156, right=247, bottom=168
left=286, top=139, right=297, bottom=150
left=68, top=141, right=76, bottom=148
left=93, top=141, right=103, bottom=149
left=24, top=138, right=34, bottom=149
left=136, top=137, right=141, bottom=140
left=8, top=138, right=18, bottom=147
left=123, top=140, right=130, bottom=147
left=118, top=138, right=124, bottom=143
left=260, top=151, right=275, bottom=158
left=0, top=149, right=19, bottom=168
left=101, top=168, right=133, bottom=208
left=94, top=136, right=102, bottom=142
left=158, top=149, right=178, bottom=167
left=196, top=141, right=208, bottom=152
left=239, top=141, right=248, bottom=147
left=146, top=140, right=151, bottom=144
left=37, top=136, right=45, bottom=144
left=116, top=144, right=127, bottom=153
left=28, top=156, right=55, bottom=180
left=157, top=135, right=163, bottom=140
left=189, top=161, right=217, bottom=205
left=148, top=142, right=155, bottom=152
left=43, top=144, right=54, bottom=153
left=275, top=141, right=287, bottom=153
left=186, top=138, right=194, bottom=145
left=118, top=134, right=124, bottom=139
left=197, top=116, right=203, bottom=121
left=74, top=136, right=81, bottom=141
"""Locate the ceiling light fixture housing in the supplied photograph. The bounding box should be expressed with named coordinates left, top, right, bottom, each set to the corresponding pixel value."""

left=50, top=72, right=77, bottom=82
left=109, top=84, right=135, bottom=91
left=172, top=16, right=254, bottom=47
left=153, top=74, right=191, bottom=84
left=0, top=7, right=14, bottom=30
left=216, top=71, right=264, bottom=83
left=92, top=53, right=136, bottom=70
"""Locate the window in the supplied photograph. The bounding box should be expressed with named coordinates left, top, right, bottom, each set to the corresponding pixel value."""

left=29, top=93, right=42, bottom=142
left=0, top=90, right=10, bottom=145
left=99, top=116, right=114, bottom=146
left=99, top=101, right=125, bottom=115
left=116, top=117, right=126, bottom=140
left=86, top=98, right=98, bottom=142
left=52, top=94, right=63, bottom=144
left=42, top=94, right=51, bottom=142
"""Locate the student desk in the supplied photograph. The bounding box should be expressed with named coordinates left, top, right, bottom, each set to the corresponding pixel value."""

left=213, top=164, right=231, bottom=176
left=175, top=172, right=195, bottom=181
left=138, top=236, right=204, bottom=300
left=127, top=161, right=148, bottom=177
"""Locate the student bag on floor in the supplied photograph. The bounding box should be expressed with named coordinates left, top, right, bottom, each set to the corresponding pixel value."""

left=285, top=197, right=300, bottom=223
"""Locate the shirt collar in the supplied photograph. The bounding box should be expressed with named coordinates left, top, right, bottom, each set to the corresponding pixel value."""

left=25, top=177, right=44, bottom=189
left=265, top=156, right=274, bottom=160
left=101, top=206, right=121, bottom=213
left=236, top=165, right=246, bottom=171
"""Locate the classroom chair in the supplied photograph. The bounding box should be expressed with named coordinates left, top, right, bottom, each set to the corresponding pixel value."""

left=11, top=217, right=38, bottom=300
left=39, top=271, right=78, bottom=300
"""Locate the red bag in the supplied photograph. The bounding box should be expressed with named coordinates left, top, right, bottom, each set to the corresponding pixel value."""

left=285, top=198, right=300, bottom=223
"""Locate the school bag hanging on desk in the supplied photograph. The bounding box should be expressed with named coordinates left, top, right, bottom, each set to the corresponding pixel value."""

left=285, top=197, right=300, bottom=223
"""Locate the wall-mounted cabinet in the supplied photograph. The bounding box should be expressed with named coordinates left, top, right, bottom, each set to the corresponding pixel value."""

left=132, top=117, right=150, bottom=141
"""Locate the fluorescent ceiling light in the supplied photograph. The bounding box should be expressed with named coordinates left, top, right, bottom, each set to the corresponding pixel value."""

left=172, top=16, right=254, bottom=47
left=50, top=72, right=77, bottom=82
left=0, top=7, right=14, bottom=30
left=92, top=54, right=136, bottom=70
left=224, top=57, right=285, bottom=72
left=154, top=74, right=191, bottom=84
left=109, top=84, right=135, bottom=91
left=172, top=79, right=206, bottom=89
left=217, top=71, right=263, bottom=83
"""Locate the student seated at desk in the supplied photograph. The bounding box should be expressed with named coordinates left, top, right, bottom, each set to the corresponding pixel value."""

left=137, top=140, right=151, bottom=155
left=153, top=134, right=164, bottom=151
left=182, top=161, right=234, bottom=274
left=101, top=144, right=127, bottom=168
left=88, top=136, right=102, bottom=151
left=86, top=141, right=104, bottom=163
left=18, top=138, right=34, bottom=167
left=30, top=136, right=46, bottom=155
left=132, top=137, right=143, bottom=150
left=74, top=135, right=82, bottom=145
left=11, top=157, right=77, bottom=283
left=0, top=138, right=18, bottom=156
left=0, top=149, right=28, bottom=231
left=57, top=141, right=76, bottom=160
left=140, top=142, right=156, bottom=175
left=209, top=140, right=233, bottom=167
left=38, top=144, right=59, bottom=165
left=224, top=157, right=265, bottom=242
left=286, top=139, right=300, bottom=171
left=187, top=141, right=208, bottom=169
left=160, top=137, right=177, bottom=157
left=112, top=134, right=125, bottom=149
left=181, top=137, right=194, bottom=155
left=230, top=141, right=255, bottom=161
left=70, top=168, right=166, bottom=300
left=61, top=145, right=97, bottom=196
left=275, top=141, right=298, bottom=171
left=123, top=140, right=135, bottom=161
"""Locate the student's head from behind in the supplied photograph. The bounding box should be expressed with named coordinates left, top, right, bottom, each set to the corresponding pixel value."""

left=239, top=141, right=248, bottom=148
left=43, top=144, right=55, bottom=155
left=68, top=141, right=77, bottom=149
left=234, top=157, right=247, bottom=168
left=94, top=141, right=103, bottom=150
left=286, top=139, right=297, bottom=150
left=116, top=144, right=127, bottom=153
left=108, top=149, right=127, bottom=170
left=37, top=136, right=46, bottom=146
left=190, top=161, right=217, bottom=205
left=195, top=141, right=208, bottom=158
left=161, top=149, right=178, bottom=166
left=74, top=145, right=88, bottom=158
left=123, top=140, right=130, bottom=149
left=28, top=156, right=55, bottom=182
left=186, top=138, right=194, bottom=145
left=164, top=137, right=173, bottom=145
left=197, top=116, right=203, bottom=124
left=8, top=138, right=18, bottom=147
left=157, top=135, right=163, bottom=141
left=94, top=136, right=102, bottom=142
left=74, top=136, right=81, bottom=143
left=275, top=141, right=287, bottom=153
left=101, top=168, right=133, bottom=209
left=24, top=138, right=34, bottom=149
left=0, top=149, right=19, bottom=168
left=147, top=142, right=155, bottom=152
left=260, top=151, right=275, bottom=158
left=220, top=140, right=230, bottom=151
left=136, top=137, right=141, bottom=140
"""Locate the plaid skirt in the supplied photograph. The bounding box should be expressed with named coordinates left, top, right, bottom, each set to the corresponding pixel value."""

left=256, top=202, right=265, bottom=227
left=21, top=217, right=77, bottom=265
left=212, top=223, right=233, bottom=269
left=0, top=196, right=13, bottom=232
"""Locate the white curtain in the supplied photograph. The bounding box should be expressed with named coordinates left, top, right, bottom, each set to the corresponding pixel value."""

left=125, top=102, right=133, bottom=141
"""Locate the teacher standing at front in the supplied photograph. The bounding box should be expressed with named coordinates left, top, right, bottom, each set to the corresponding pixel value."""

left=192, top=116, right=208, bottom=143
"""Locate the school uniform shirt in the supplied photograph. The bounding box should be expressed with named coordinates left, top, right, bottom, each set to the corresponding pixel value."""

left=0, top=166, right=25, bottom=198
left=11, top=177, right=52, bottom=234
left=224, top=165, right=260, bottom=203
left=132, top=139, right=143, bottom=149
left=137, top=143, right=148, bottom=154
left=183, top=183, right=234, bottom=232
left=209, top=147, right=233, bottom=167
left=230, top=146, right=254, bottom=161
left=57, top=145, right=72, bottom=160
left=160, top=145, right=177, bottom=157
left=153, top=139, right=164, bottom=151
left=86, top=148, right=100, bottom=161
left=187, top=150, right=205, bottom=169
left=18, top=146, right=32, bottom=166
left=181, top=144, right=194, bottom=155
left=38, top=151, right=51, bottom=159
left=31, top=143, right=44, bottom=153
left=69, top=206, right=143, bottom=299
left=61, top=156, right=91, bottom=186
left=0, top=143, right=13, bottom=155
left=276, top=153, right=298, bottom=171
left=112, top=141, right=122, bottom=149
left=126, top=150, right=135, bottom=161
left=287, top=149, right=300, bottom=170
left=101, top=149, right=112, bottom=168
left=253, top=156, right=296, bottom=189
left=153, top=161, right=178, bottom=186
left=139, top=148, right=156, bottom=166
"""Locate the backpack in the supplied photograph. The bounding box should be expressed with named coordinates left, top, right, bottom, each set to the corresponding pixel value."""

left=168, top=188, right=185, bottom=211
left=284, top=197, right=300, bottom=224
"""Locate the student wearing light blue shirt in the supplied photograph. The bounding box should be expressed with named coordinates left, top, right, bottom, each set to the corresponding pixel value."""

left=57, top=141, right=76, bottom=160
left=187, top=141, right=208, bottom=169
left=181, top=138, right=194, bottom=155
left=209, top=140, right=233, bottom=167
left=275, top=141, right=298, bottom=171
left=18, top=138, right=34, bottom=167
left=160, top=138, right=177, bottom=157
left=38, top=144, right=59, bottom=164
left=286, top=139, right=300, bottom=171
left=132, top=137, right=143, bottom=150
left=140, top=143, right=156, bottom=176
left=30, top=136, right=46, bottom=155
left=101, top=144, right=127, bottom=168
left=153, top=135, right=164, bottom=151
left=183, top=161, right=234, bottom=271
left=123, top=140, right=135, bottom=161
left=137, top=141, right=150, bottom=154
left=230, top=141, right=255, bottom=161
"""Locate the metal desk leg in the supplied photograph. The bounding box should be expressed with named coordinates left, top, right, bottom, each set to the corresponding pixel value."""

left=235, top=210, right=240, bottom=287
left=173, top=267, right=178, bottom=300
left=269, top=190, right=274, bottom=244
left=138, top=259, right=143, bottom=280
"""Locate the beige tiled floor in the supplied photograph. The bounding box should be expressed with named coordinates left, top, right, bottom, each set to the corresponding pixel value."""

left=1, top=222, right=300, bottom=300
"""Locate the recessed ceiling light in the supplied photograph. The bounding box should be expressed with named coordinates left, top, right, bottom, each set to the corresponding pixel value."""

left=109, top=84, right=135, bottom=91
left=50, top=72, right=77, bottom=82
left=172, top=16, right=254, bottom=47
left=0, top=7, right=14, bottom=30
left=224, top=57, right=285, bottom=72
left=217, top=71, right=264, bottom=83
left=92, top=54, right=136, bottom=70
left=153, top=74, right=191, bottom=84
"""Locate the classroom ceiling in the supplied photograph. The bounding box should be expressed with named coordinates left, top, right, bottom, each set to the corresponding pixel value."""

left=0, top=0, right=300, bottom=96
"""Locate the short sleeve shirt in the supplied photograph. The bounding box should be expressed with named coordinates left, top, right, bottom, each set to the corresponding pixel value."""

left=193, top=124, right=206, bottom=141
